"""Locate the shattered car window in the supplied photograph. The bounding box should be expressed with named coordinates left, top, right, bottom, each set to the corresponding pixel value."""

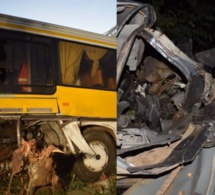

left=117, top=1, right=215, bottom=194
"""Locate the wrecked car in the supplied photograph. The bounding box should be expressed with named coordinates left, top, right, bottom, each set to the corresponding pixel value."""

left=116, top=1, right=215, bottom=194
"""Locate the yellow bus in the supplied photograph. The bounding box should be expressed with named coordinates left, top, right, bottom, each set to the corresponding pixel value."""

left=0, top=13, right=116, bottom=183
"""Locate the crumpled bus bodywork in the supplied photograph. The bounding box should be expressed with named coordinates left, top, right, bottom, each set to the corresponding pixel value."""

left=116, top=1, right=215, bottom=194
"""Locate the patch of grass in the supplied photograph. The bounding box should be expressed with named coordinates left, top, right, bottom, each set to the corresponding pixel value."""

left=0, top=172, right=117, bottom=195
left=67, top=174, right=116, bottom=195
left=0, top=153, right=117, bottom=194
left=0, top=174, right=27, bottom=195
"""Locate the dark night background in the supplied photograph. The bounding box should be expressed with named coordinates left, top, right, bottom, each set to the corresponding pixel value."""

left=136, top=0, right=215, bottom=53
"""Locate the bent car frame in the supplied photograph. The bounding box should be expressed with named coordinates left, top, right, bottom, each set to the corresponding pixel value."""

left=116, top=1, right=215, bottom=194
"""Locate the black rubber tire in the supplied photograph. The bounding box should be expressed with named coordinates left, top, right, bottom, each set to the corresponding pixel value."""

left=73, top=128, right=116, bottom=182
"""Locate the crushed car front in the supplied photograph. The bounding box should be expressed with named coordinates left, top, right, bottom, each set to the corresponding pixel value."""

left=116, top=1, right=215, bottom=194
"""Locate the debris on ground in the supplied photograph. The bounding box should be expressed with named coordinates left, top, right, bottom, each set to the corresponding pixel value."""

left=0, top=138, right=116, bottom=194
left=6, top=139, right=64, bottom=195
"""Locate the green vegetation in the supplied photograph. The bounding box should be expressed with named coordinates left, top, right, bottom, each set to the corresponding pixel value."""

left=152, top=0, right=215, bottom=52
left=0, top=173, right=116, bottom=195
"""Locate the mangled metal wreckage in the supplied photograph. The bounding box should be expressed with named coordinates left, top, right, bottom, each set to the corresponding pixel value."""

left=116, top=1, right=215, bottom=194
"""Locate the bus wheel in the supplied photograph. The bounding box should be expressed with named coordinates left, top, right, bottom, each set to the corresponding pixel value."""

left=73, top=128, right=115, bottom=182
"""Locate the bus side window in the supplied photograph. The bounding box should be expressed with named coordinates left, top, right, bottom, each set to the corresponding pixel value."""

left=59, top=40, right=116, bottom=90
left=0, top=42, right=6, bottom=62
left=100, top=49, right=116, bottom=90
left=0, top=42, right=6, bottom=83
left=78, top=47, right=107, bottom=88
left=18, top=62, right=28, bottom=91
left=80, top=68, right=104, bottom=87
left=0, top=68, right=6, bottom=83
left=107, top=78, right=116, bottom=90
left=59, top=41, right=84, bottom=86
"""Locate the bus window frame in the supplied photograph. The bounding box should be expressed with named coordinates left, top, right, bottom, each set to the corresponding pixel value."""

left=0, top=29, right=57, bottom=95
left=57, top=39, right=116, bottom=91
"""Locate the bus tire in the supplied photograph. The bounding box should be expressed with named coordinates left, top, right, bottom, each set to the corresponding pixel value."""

left=73, top=128, right=115, bottom=182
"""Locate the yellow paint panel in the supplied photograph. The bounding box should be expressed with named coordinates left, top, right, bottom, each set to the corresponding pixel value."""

left=0, top=21, right=116, bottom=49
left=0, top=98, right=58, bottom=114
left=56, top=86, right=116, bottom=119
